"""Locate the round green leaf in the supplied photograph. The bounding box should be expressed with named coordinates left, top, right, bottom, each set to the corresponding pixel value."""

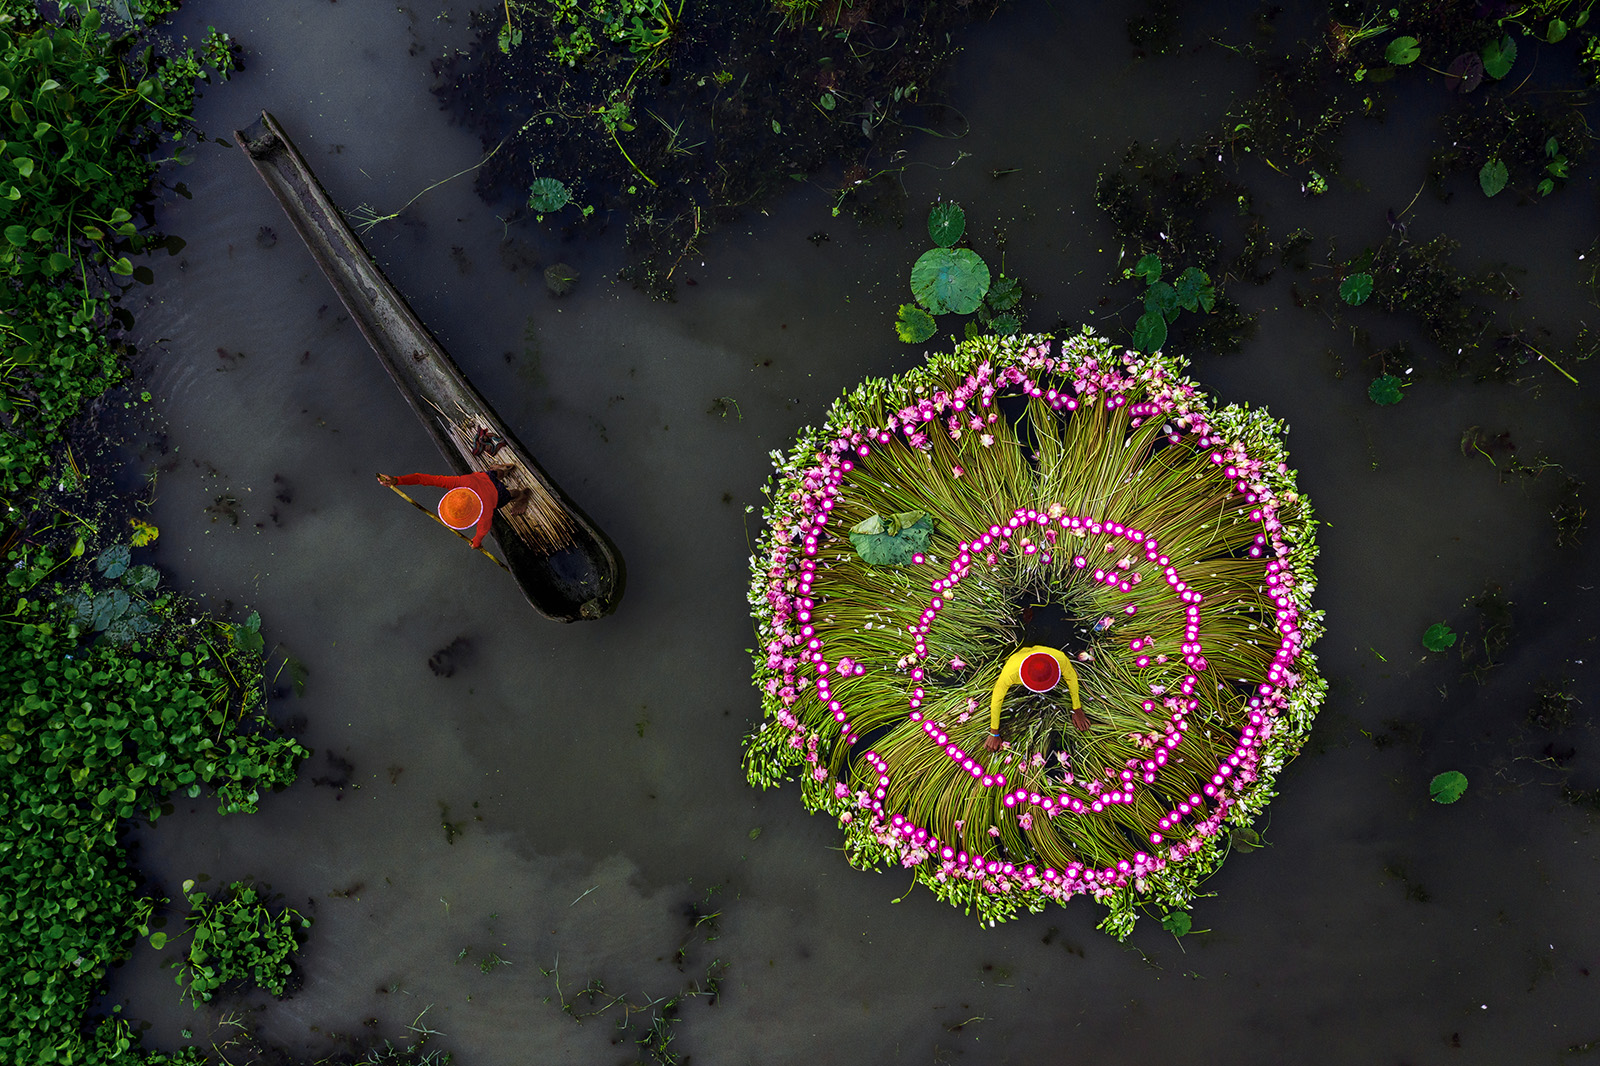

left=1144, top=281, right=1179, bottom=322
left=1161, top=911, right=1192, bottom=937
left=1131, top=308, right=1167, bottom=353
left=927, top=202, right=965, bottom=248
left=1482, top=34, right=1517, bottom=79
left=527, top=177, right=572, bottom=214
left=1385, top=35, right=1421, bottom=65
left=1367, top=374, right=1404, bottom=405
left=1173, top=266, right=1215, bottom=312
left=894, top=303, right=936, bottom=344
left=910, top=247, right=990, bottom=315
left=1479, top=158, right=1508, bottom=197
left=149, top=931, right=167, bottom=950
left=1429, top=770, right=1468, bottom=804
left=1133, top=252, right=1162, bottom=283
left=1339, top=272, right=1373, bottom=305
left=1422, top=622, right=1457, bottom=652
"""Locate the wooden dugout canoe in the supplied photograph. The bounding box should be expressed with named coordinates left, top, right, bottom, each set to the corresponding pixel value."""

left=235, top=111, right=623, bottom=621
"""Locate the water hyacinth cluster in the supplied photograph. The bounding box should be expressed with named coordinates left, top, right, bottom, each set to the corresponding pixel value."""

left=744, top=330, right=1325, bottom=937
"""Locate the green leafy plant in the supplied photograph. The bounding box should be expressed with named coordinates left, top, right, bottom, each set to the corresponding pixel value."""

left=848, top=511, right=932, bottom=566
left=911, top=248, right=991, bottom=315
left=1124, top=254, right=1215, bottom=353
left=1429, top=770, right=1469, bottom=804
left=1422, top=622, right=1457, bottom=651
left=1539, top=136, right=1569, bottom=196
left=1481, top=34, right=1517, bottom=80
left=895, top=304, right=937, bottom=343
left=528, top=177, right=574, bottom=216
left=176, top=881, right=310, bottom=1002
left=1479, top=157, right=1509, bottom=197
left=1367, top=374, right=1406, bottom=405
left=1160, top=911, right=1193, bottom=937
left=1385, top=35, right=1420, bottom=65
left=1339, top=272, right=1374, bottom=305
left=898, top=201, right=1022, bottom=341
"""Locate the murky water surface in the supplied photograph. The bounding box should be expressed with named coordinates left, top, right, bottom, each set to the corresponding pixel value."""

left=112, top=1, right=1598, bottom=1062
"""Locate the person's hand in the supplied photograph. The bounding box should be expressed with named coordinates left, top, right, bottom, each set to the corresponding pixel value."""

left=377, top=473, right=396, bottom=487
left=984, top=734, right=1002, bottom=752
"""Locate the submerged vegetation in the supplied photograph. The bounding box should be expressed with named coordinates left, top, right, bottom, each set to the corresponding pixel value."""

left=746, top=331, right=1324, bottom=936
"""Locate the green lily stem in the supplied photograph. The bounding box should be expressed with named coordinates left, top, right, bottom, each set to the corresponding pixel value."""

left=1526, top=342, right=1580, bottom=385
left=609, top=127, right=658, bottom=188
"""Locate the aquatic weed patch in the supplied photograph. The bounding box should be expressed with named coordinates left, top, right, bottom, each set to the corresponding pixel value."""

left=745, top=331, right=1324, bottom=936
left=433, top=1, right=1000, bottom=294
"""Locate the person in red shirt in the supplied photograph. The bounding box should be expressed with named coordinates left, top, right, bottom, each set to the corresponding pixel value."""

left=377, top=465, right=530, bottom=549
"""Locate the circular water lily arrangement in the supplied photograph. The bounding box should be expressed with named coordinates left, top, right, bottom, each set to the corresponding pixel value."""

left=745, top=331, right=1325, bottom=936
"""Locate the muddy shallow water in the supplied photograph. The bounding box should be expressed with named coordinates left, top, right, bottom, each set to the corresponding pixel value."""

left=111, top=0, right=1598, bottom=1062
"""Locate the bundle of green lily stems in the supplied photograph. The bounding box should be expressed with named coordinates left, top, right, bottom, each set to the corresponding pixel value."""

left=746, top=330, right=1325, bottom=937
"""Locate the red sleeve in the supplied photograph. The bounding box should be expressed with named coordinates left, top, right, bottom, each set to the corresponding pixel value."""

left=394, top=472, right=498, bottom=547
left=395, top=472, right=474, bottom=489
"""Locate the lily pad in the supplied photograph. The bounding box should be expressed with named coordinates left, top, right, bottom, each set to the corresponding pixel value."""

left=985, top=274, right=1022, bottom=312
left=1422, top=622, right=1457, bottom=652
left=1173, top=266, right=1215, bottom=312
left=1479, top=158, right=1508, bottom=197
left=95, top=543, right=130, bottom=580
left=895, top=303, right=937, bottom=344
left=1482, top=34, right=1516, bottom=80
left=1339, top=272, right=1374, bottom=306
left=911, top=247, right=991, bottom=315
left=1131, top=309, right=1167, bottom=354
left=1368, top=374, right=1405, bottom=405
left=1429, top=770, right=1468, bottom=804
left=1133, top=252, right=1162, bottom=284
left=1144, top=281, right=1180, bottom=322
left=1385, top=35, right=1421, bottom=65
left=527, top=177, right=572, bottom=214
left=927, top=202, right=965, bottom=248
left=849, top=513, right=932, bottom=567
left=1161, top=911, right=1192, bottom=937
left=1445, top=52, right=1484, bottom=93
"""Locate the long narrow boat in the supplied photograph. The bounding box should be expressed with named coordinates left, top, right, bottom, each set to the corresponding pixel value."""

left=235, top=111, right=623, bottom=621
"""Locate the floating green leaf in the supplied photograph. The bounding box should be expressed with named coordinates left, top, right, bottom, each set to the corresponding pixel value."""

left=1422, top=622, right=1457, bottom=652
left=1548, top=17, right=1568, bottom=43
left=849, top=513, right=933, bottom=567
left=1144, top=281, right=1180, bottom=323
left=985, top=274, right=1022, bottom=312
left=1133, top=252, right=1162, bottom=283
left=1479, top=157, right=1508, bottom=197
left=1173, top=266, right=1215, bottom=312
left=895, top=303, right=937, bottom=344
left=1368, top=375, right=1405, bottom=405
left=1339, top=272, right=1373, bottom=306
left=1161, top=911, right=1192, bottom=937
left=990, top=312, right=1021, bottom=336
left=911, top=247, right=991, bottom=315
left=1481, top=34, right=1516, bottom=79
left=527, top=176, right=572, bottom=214
left=1131, top=309, right=1167, bottom=354
left=1385, top=35, right=1421, bottom=65
left=1230, top=826, right=1262, bottom=852
left=95, top=543, right=130, bottom=580
left=1429, top=770, right=1468, bottom=804
left=927, top=201, right=965, bottom=248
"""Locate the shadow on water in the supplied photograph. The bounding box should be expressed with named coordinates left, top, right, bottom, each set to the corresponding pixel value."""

left=109, top=0, right=1599, bottom=1063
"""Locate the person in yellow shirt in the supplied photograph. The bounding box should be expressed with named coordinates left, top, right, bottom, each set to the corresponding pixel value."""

left=986, top=646, right=1085, bottom=751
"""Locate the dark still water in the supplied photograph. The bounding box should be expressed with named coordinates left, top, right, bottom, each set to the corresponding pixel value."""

left=114, top=0, right=1597, bottom=1062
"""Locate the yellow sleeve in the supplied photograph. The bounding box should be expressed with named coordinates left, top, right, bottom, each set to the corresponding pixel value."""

left=988, top=649, right=1028, bottom=734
